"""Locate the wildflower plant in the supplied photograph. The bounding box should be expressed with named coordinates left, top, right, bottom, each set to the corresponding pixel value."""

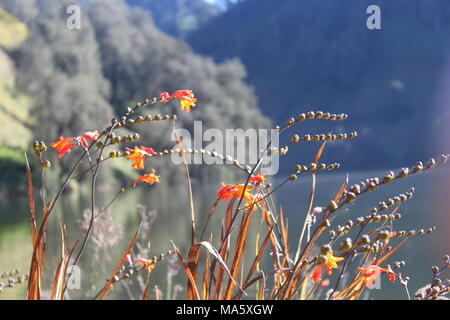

left=9, top=90, right=449, bottom=300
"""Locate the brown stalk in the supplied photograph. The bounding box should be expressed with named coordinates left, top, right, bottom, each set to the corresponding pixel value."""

left=233, top=223, right=274, bottom=299
left=224, top=207, right=255, bottom=299
left=171, top=242, right=200, bottom=300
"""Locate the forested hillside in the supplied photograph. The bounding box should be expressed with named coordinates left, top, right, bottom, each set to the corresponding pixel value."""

left=189, top=0, right=450, bottom=170
left=0, top=0, right=269, bottom=188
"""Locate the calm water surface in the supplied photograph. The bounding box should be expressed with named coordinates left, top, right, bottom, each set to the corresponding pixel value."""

left=0, top=168, right=448, bottom=299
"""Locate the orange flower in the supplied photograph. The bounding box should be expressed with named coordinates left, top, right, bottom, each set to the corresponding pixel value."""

left=78, top=130, right=99, bottom=148
left=173, top=90, right=197, bottom=112
left=324, top=251, right=344, bottom=275
left=311, top=251, right=343, bottom=283
left=159, top=90, right=197, bottom=112
left=357, top=265, right=396, bottom=288
left=249, top=175, right=266, bottom=184
left=51, top=136, right=77, bottom=158
left=133, top=169, right=160, bottom=186
left=217, top=183, right=238, bottom=201
left=125, top=146, right=154, bottom=170
left=137, top=258, right=156, bottom=273
left=160, top=92, right=171, bottom=103
left=217, top=183, right=254, bottom=207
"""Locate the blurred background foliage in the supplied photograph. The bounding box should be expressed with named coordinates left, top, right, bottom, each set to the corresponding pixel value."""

left=0, top=0, right=270, bottom=193
left=0, top=0, right=448, bottom=190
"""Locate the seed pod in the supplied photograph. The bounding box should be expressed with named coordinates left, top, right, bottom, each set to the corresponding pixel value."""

left=41, top=160, right=51, bottom=168
left=426, top=158, right=436, bottom=169
left=306, top=111, right=315, bottom=119
left=340, top=238, right=352, bottom=251
left=345, top=192, right=356, bottom=202
left=320, top=244, right=332, bottom=255
left=431, top=266, right=439, bottom=274
left=360, top=235, right=370, bottom=245
left=327, top=200, right=338, bottom=212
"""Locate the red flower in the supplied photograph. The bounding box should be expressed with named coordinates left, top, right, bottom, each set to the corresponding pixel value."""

left=357, top=265, right=396, bottom=288
left=159, top=90, right=197, bottom=112
left=137, top=258, right=156, bottom=273
left=78, top=130, right=99, bottom=148
left=217, top=183, right=238, bottom=201
left=51, top=136, right=77, bottom=158
left=249, top=175, right=266, bottom=184
left=133, top=169, right=160, bottom=186
left=217, top=183, right=254, bottom=207
left=125, top=146, right=155, bottom=170
left=311, top=265, right=323, bottom=283
left=160, top=92, right=171, bottom=103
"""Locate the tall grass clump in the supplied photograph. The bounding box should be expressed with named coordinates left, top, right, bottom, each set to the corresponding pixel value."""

left=3, top=90, right=449, bottom=300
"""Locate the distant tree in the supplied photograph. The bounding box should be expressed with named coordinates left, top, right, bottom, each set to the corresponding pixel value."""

left=0, top=0, right=113, bottom=140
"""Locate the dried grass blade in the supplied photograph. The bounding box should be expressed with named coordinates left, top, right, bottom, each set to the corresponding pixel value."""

left=234, top=224, right=274, bottom=300
left=258, top=271, right=266, bottom=300
left=313, top=140, right=327, bottom=164
left=201, top=249, right=211, bottom=300
left=224, top=209, right=254, bottom=300
left=172, top=241, right=200, bottom=300
left=24, top=153, right=37, bottom=244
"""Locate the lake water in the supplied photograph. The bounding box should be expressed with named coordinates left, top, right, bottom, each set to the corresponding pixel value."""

left=0, top=167, right=448, bottom=299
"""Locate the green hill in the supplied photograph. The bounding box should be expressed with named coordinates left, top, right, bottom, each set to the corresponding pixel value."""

left=0, top=8, right=32, bottom=149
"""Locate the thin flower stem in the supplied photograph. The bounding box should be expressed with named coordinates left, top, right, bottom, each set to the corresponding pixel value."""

left=94, top=187, right=127, bottom=220
left=63, top=126, right=115, bottom=296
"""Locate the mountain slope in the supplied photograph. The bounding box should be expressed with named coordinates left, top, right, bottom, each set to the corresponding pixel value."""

left=189, top=0, right=450, bottom=170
